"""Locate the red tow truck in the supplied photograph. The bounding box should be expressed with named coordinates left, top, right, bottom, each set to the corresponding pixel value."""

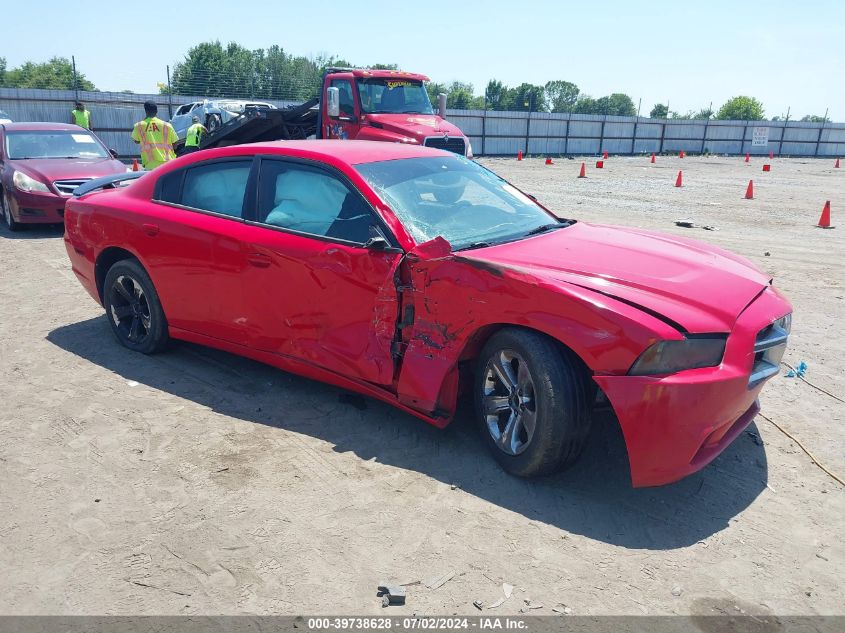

left=180, top=68, right=472, bottom=157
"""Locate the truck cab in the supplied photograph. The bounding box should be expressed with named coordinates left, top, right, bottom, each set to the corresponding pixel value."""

left=320, top=69, right=471, bottom=157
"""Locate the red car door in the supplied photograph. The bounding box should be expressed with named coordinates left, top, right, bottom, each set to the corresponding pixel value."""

left=239, top=158, right=402, bottom=387
left=143, top=157, right=255, bottom=345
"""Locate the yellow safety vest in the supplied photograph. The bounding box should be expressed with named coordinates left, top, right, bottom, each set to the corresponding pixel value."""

left=185, top=123, right=205, bottom=147
left=72, top=109, right=90, bottom=129
left=131, top=117, right=178, bottom=169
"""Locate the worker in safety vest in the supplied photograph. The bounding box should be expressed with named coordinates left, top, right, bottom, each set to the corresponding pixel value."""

left=184, top=116, right=208, bottom=153
left=131, top=101, right=178, bottom=170
left=71, top=101, right=91, bottom=130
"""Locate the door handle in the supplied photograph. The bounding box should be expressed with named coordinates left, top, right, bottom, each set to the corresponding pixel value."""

left=247, top=253, right=272, bottom=268
left=142, top=223, right=159, bottom=236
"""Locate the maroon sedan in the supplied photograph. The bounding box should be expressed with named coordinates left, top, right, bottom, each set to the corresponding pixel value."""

left=0, top=122, right=127, bottom=230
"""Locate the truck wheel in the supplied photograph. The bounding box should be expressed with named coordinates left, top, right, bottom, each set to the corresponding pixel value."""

left=474, top=328, right=592, bottom=477
left=103, top=259, right=169, bottom=354
left=206, top=114, right=222, bottom=132
left=1, top=191, right=20, bottom=232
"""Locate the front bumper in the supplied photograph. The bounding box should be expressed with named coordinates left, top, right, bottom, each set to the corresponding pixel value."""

left=8, top=189, right=67, bottom=224
left=595, top=286, right=791, bottom=487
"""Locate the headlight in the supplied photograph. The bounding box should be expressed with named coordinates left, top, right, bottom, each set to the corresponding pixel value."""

left=629, top=336, right=727, bottom=376
left=13, top=170, right=50, bottom=193
left=773, top=313, right=791, bottom=334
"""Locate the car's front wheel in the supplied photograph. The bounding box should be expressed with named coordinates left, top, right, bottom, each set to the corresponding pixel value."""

left=206, top=113, right=222, bottom=132
left=1, top=191, right=20, bottom=232
left=474, top=328, right=593, bottom=477
left=103, top=259, right=168, bottom=354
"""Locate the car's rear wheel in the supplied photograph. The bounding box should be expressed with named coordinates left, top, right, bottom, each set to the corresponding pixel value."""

left=1, top=191, right=20, bottom=232
left=474, top=328, right=592, bottom=477
left=103, top=259, right=168, bottom=354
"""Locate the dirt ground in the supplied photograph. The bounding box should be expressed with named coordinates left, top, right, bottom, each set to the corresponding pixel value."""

left=0, top=155, right=842, bottom=616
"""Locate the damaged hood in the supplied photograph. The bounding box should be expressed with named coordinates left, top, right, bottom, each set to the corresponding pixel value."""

left=463, top=222, right=770, bottom=332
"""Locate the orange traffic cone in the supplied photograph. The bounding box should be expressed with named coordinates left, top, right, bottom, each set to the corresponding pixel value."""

left=602, top=151, right=609, bottom=159
left=132, top=159, right=139, bottom=172
left=769, top=150, right=774, bottom=159
left=675, top=170, right=683, bottom=187
left=679, top=150, right=686, bottom=158
left=835, top=158, right=840, bottom=168
left=745, top=153, right=750, bottom=163
left=517, top=150, right=523, bottom=161
left=745, top=180, right=754, bottom=199
left=596, top=160, right=604, bottom=169
left=578, top=162, right=586, bottom=178
left=762, top=164, right=771, bottom=172
left=545, top=157, right=553, bottom=165
left=650, top=153, right=655, bottom=163
left=817, top=201, right=833, bottom=228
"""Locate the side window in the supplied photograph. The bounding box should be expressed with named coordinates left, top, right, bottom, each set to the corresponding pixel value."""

left=154, top=169, right=183, bottom=204
left=256, top=160, right=375, bottom=243
left=330, top=79, right=355, bottom=116
left=154, top=160, right=252, bottom=218
left=175, top=104, right=191, bottom=116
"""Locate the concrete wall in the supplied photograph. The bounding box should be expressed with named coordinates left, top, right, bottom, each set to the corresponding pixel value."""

left=2, top=87, right=843, bottom=158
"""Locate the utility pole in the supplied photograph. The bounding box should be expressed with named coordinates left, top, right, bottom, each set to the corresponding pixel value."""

left=166, top=65, right=173, bottom=119
left=72, top=55, right=79, bottom=101
left=702, top=101, right=713, bottom=154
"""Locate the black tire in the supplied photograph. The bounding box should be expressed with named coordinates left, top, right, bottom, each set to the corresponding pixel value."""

left=1, top=191, right=21, bottom=232
left=103, top=259, right=168, bottom=354
left=474, top=328, right=592, bottom=477
left=206, top=113, right=222, bottom=132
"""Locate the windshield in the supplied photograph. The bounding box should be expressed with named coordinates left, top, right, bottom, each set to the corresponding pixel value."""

left=356, top=156, right=569, bottom=250
left=6, top=131, right=109, bottom=160
left=356, top=78, right=434, bottom=114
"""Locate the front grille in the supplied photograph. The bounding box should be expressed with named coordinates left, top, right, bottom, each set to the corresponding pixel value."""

left=53, top=179, right=91, bottom=196
left=424, top=136, right=466, bottom=155
left=749, top=316, right=790, bottom=388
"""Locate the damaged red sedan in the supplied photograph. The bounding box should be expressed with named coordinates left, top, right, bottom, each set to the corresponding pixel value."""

left=63, top=141, right=791, bottom=487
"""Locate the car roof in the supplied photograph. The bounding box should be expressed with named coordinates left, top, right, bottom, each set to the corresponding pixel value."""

left=2, top=122, right=88, bottom=132
left=236, top=140, right=454, bottom=164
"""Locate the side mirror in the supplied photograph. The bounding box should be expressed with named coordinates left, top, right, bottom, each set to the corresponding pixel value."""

left=363, top=236, right=390, bottom=251
left=438, top=93, right=447, bottom=118
left=327, top=87, right=340, bottom=118
left=109, top=148, right=119, bottom=159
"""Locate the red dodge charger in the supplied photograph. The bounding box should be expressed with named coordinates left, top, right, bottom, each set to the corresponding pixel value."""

left=63, top=141, right=791, bottom=487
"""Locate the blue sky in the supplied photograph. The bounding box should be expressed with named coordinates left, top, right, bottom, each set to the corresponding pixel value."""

left=4, top=0, right=843, bottom=120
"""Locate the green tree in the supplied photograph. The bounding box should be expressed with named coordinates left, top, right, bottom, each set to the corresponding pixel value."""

left=800, top=114, right=827, bottom=123
left=649, top=103, right=668, bottom=118
left=716, top=96, right=765, bottom=120
left=0, top=57, right=6, bottom=86
left=598, top=93, right=636, bottom=116
left=2, top=57, right=96, bottom=91
left=509, top=83, right=546, bottom=112
left=446, top=81, right=475, bottom=109
left=484, top=79, right=509, bottom=110
left=544, top=80, right=579, bottom=113
left=572, top=95, right=600, bottom=114
left=369, top=63, right=399, bottom=70
left=168, top=41, right=356, bottom=101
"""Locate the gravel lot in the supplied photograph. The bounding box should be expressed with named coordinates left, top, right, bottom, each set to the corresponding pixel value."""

left=1, top=155, right=842, bottom=616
